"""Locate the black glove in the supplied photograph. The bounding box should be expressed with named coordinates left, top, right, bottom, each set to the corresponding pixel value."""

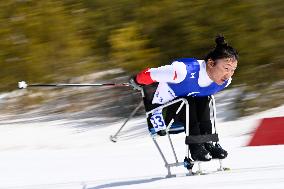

left=129, top=77, right=143, bottom=91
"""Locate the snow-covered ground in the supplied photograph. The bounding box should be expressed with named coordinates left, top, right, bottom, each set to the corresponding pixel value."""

left=0, top=105, right=284, bottom=189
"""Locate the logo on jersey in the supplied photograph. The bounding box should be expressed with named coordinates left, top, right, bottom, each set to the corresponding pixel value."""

left=190, top=72, right=196, bottom=78
left=187, top=92, right=200, bottom=96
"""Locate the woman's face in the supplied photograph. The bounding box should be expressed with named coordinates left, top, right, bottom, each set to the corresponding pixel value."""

left=207, top=57, right=238, bottom=85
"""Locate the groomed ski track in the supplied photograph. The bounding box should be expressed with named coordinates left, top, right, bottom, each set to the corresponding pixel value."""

left=0, top=105, right=283, bottom=189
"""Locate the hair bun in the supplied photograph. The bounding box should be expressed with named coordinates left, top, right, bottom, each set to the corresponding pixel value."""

left=215, top=34, right=228, bottom=47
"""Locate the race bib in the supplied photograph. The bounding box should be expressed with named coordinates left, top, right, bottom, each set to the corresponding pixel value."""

left=149, top=109, right=166, bottom=132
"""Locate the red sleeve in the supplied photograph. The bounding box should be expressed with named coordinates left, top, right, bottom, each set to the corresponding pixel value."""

left=136, top=68, right=156, bottom=85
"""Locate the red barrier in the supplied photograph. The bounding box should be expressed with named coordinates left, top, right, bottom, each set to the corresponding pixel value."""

left=248, top=117, right=284, bottom=146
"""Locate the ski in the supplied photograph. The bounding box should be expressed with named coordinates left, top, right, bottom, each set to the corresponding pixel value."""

left=165, top=167, right=230, bottom=178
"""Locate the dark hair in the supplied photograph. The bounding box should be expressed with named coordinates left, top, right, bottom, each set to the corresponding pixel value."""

left=205, top=34, right=239, bottom=62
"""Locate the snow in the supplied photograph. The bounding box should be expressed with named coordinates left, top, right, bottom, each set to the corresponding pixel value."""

left=0, top=105, right=284, bottom=189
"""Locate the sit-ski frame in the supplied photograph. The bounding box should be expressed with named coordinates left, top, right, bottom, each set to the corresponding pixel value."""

left=110, top=95, right=227, bottom=177
left=146, top=97, right=226, bottom=177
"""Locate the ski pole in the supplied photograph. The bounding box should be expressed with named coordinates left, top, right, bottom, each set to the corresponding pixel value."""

left=110, top=101, right=143, bottom=142
left=18, top=81, right=130, bottom=89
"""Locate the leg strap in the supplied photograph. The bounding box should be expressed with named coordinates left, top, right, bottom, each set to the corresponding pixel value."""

left=185, top=134, right=219, bottom=144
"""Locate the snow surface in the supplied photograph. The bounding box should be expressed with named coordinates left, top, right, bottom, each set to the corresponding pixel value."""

left=0, top=105, right=284, bottom=189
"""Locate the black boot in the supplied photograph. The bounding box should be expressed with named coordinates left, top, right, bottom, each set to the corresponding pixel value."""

left=189, top=143, right=212, bottom=161
left=204, top=142, right=228, bottom=159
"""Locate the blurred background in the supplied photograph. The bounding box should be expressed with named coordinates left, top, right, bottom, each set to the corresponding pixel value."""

left=0, top=0, right=283, bottom=123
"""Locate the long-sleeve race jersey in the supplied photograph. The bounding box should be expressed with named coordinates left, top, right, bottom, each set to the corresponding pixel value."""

left=136, top=58, right=231, bottom=104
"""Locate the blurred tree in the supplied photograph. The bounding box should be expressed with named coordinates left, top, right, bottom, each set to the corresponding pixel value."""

left=0, top=0, right=283, bottom=116
left=0, top=0, right=91, bottom=91
left=109, top=23, right=160, bottom=72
